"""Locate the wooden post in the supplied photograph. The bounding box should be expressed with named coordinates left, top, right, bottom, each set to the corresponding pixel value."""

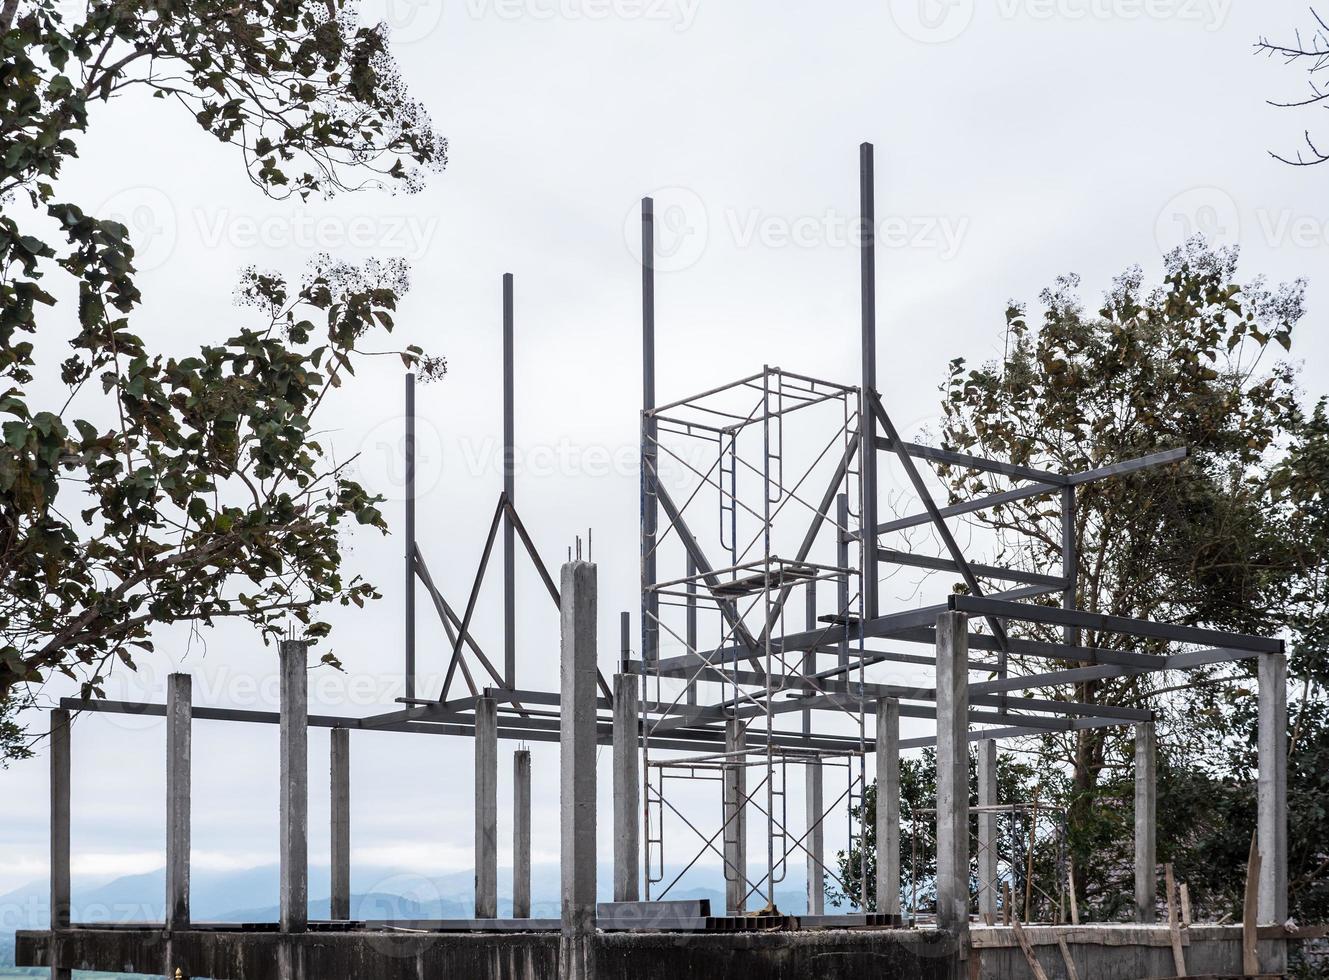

left=1165, top=862, right=1186, bottom=978
left=1242, top=834, right=1262, bottom=977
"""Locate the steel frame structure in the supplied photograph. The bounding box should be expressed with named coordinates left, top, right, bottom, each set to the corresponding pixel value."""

left=54, top=143, right=1286, bottom=933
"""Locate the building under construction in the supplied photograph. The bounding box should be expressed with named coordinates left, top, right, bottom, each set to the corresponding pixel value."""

left=17, top=145, right=1302, bottom=979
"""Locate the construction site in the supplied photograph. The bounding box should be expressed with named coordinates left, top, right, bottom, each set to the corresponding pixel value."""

left=14, top=145, right=1304, bottom=980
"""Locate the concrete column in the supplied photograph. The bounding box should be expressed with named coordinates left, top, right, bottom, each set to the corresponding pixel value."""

left=876, top=697, right=900, bottom=917
left=278, top=639, right=308, bottom=935
left=560, top=561, right=597, bottom=980
left=474, top=696, right=498, bottom=919
left=935, top=612, right=970, bottom=938
left=1258, top=648, right=1288, bottom=926
left=166, top=674, right=191, bottom=931
left=330, top=728, right=350, bottom=922
left=513, top=749, right=531, bottom=919
left=50, top=708, right=70, bottom=980
left=723, top=718, right=748, bottom=915
left=805, top=760, right=824, bottom=916
left=612, top=673, right=640, bottom=902
left=977, top=739, right=998, bottom=924
left=1134, top=721, right=1157, bottom=924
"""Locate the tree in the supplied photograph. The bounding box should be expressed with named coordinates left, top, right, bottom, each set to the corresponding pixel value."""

left=933, top=238, right=1312, bottom=916
left=0, top=0, right=447, bottom=760
left=1256, top=9, right=1329, bottom=166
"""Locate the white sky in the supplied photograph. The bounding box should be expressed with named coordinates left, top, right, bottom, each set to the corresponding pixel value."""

left=2, top=0, right=1326, bottom=907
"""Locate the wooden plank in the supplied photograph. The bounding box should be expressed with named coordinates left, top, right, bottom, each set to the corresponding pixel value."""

left=1011, top=917, right=1051, bottom=980
left=1242, top=835, right=1262, bottom=977
left=1180, top=882, right=1192, bottom=928
left=1056, top=935, right=1080, bottom=980
left=1166, top=863, right=1187, bottom=977
left=1067, top=866, right=1080, bottom=926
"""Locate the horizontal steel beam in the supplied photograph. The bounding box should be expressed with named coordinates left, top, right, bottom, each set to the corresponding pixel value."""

left=948, top=594, right=1280, bottom=654
left=880, top=440, right=1069, bottom=486
left=878, top=548, right=1065, bottom=589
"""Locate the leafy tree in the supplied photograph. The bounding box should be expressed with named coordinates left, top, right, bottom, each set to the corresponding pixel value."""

left=0, top=0, right=447, bottom=756
left=931, top=237, right=1309, bottom=912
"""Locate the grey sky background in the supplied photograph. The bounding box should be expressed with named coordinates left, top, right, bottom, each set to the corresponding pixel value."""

left=1, top=0, right=1326, bottom=905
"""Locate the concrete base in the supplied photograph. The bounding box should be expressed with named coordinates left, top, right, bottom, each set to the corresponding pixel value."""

left=972, top=924, right=1288, bottom=980
left=18, top=927, right=962, bottom=980
left=18, top=924, right=1291, bottom=980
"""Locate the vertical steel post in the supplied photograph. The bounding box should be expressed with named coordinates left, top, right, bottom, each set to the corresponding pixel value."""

left=279, top=640, right=309, bottom=935
left=1061, top=486, right=1078, bottom=645
left=513, top=749, right=532, bottom=919
left=876, top=698, right=901, bottom=917
left=166, top=674, right=191, bottom=932
left=859, top=143, right=879, bottom=622
left=50, top=708, right=71, bottom=980
left=640, top=198, right=659, bottom=667
left=503, top=273, right=516, bottom=689
left=474, top=696, right=498, bottom=919
left=1134, top=722, right=1157, bottom=923
left=330, top=728, right=350, bottom=922
left=686, top=554, right=698, bottom=706
left=836, top=494, right=850, bottom=670
left=404, top=372, right=416, bottom=701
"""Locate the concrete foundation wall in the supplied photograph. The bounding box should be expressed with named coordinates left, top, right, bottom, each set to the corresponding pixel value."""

left=974, top=925, right=1284, bottom=980
left=18, top=928, right=963, bottom=980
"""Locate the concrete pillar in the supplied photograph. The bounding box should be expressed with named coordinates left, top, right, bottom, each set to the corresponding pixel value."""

left=876, top=697, right=900, bottom=917
left=50, top=709, right=70, bottom=980
left=166, top=674, right=191, bottom=931
left=330, top=728, right=350, bottom=922
left=1134, top=721, right=1157, bottom=924
left=612, top=673, right=640, bottom=902
left=976, top=739, right=998, bottom=924
left=723, top=718, right=748, bottom=915
left=935, top=612, right=970, bottom=939
left=805, top=760, right=824, bottom=916
left=278, top=639, right=308, bottom=935
left=1258, top=649, right=1288, bottom=927
left=474, top=696, right=498, bottom=919
left=560, top=561, right=597, bottom=980
left=513, top=749, right=531, bottom=919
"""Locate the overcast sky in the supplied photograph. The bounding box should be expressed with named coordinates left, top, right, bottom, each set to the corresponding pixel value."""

left=2, top=0, right=1326, bottom=909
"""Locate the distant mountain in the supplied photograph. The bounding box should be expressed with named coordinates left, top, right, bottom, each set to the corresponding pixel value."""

left=1, top=863, right=809, bottom=967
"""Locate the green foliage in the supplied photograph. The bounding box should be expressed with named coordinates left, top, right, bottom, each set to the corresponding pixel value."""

left=916, top=237, right=1329, bottom=923
left=0, top=0, right=448, bottom=744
